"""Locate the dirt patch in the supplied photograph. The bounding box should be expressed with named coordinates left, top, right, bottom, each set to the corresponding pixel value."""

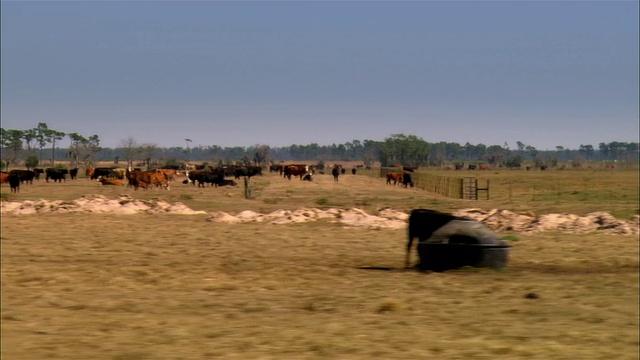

left=2, top=195, right=637, bottom=235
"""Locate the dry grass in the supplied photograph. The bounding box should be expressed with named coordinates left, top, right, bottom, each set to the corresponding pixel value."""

left=1, top=169, right=639, bottom=359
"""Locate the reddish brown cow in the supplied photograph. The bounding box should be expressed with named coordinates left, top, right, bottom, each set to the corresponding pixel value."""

left=0, top=171, right=9, bottom=184
left=127, top=170, right=169, bottom=190
left=386, top=172, right=404, bottom=186
left=478, top=164, right=490, bottom=170
left=284, top=165, right=309, bottom=180
left=99, top=178, right=125, bottom=186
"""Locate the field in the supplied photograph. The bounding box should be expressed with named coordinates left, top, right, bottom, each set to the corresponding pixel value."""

left=2, top=167, right=639, bottom=359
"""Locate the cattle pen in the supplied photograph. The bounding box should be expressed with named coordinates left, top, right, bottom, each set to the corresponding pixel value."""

left=360, top=167, right=487, bottom=200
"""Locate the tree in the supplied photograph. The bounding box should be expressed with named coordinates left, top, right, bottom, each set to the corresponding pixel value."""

left=139, top=143, right=159, bottom=170
left=86, top=135, right=101, bottom=166
left=0, top=129, right=25, bottom=167
left=35, top=122, right=49, bottom=165
left=47, top=129, right=66, bottom=165
left=253, top=145, right=270, bottom=166
left=23, top=129, right=38, bottom=153
left=68, top=132, right=88, bottom=169
left=118, top=137, right=139, bottom=169
left=25, top=154, right=39, bottom=169
left=379, top=134, right=430, bottom=167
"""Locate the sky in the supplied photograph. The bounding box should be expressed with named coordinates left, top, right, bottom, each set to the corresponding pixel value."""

left=1, top=1, right=638, bottom=151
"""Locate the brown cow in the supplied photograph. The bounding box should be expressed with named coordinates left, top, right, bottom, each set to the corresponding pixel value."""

left=156, top=168, right=178, bottom=182
left=85, top=167, right=95, bottom=180
left=386, top=172, right=404, bottom=186
left=478, top=164, right=490, bottom=171
left=284, top=165, right=309, bottom=180
left=0, top=171, right=9, bottom=184
left=99, top=178, right=125, bottom=186
left=126, top=170, right=169, bottom=190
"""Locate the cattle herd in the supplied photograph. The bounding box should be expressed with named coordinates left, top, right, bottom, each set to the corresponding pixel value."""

left=0, top=162, right=374, bottom=193
left=0, top=163, right=349, bottom=192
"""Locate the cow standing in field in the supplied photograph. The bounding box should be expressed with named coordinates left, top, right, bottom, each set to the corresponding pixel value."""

left=69, top=168, right=79, bottom=180
left=386, top=172, right=403, bottom=186
left=331, top=165, right=341, bottom=182
left=234, top=166, right=262, bottom=180
left=9, top=170, right=35, bottom=185
left=8, top=174, right=20, bottom=193
left=45, top=168, right=69, bottom=183
left=283, top=165, right=310, bottom=180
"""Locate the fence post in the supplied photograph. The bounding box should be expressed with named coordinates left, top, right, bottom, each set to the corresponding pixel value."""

left=244, top=177, right=253, bottom=199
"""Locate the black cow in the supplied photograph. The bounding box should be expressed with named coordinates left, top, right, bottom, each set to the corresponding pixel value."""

left=218, top=179, right=238, bottom=187
left=454, top=163, right=464, bottom=171
left=402, top=173, right=414, bottom=188
left=302, top=174, right=312, bottom=181
left=340, top=168, right=346, bottom=175
left=406, top=209, right=460, bottom=268
left=9, top=169, right=35, bottom=185
left=468, top=164, right=477, bottom=170
left=234, top=166, right=262, bottom=179
left=269, top=164, right=281, bottom=172
left=188, top=168, right=225, bottom=187
left=8, top=174, right=20, bottom=193
left=540, top=165, right=548, bottom=171
left=69, top=168, right=79, bottom=180
left=402, top=165, right=416, bottom=172
left=351, top=168, right=356, bottom=175
left=33, top=168, right=45, bottom=180
left=91, top=167, right=115, bottom=180
left=331, top=165, right=341, bottom=182
left=46, top=168, right=69, bottom=183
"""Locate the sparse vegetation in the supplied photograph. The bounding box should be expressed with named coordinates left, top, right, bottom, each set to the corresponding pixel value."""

left=1, top=167, right=638, bottom=359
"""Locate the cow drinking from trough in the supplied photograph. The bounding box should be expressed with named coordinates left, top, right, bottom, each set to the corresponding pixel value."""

left=406, top=209, right=460, bottom=268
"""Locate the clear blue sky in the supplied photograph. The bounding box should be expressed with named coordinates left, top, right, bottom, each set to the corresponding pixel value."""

left=1, top=1, right=638, bottom=150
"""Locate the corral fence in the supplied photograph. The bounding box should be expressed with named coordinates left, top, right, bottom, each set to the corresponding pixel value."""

left=358, top=167, right=489, bottom=200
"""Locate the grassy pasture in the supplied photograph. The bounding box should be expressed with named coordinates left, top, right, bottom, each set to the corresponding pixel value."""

left=1, top=169, right=639, bottom=359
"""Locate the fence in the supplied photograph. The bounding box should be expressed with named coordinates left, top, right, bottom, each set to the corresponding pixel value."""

left=359, top=167, right=476, bottom=200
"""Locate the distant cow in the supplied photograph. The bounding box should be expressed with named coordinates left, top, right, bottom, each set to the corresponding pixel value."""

left=402, top=165, right=416, bottom=172
left=454, top=163, right=464, bottom=171
left=33, top=168, right=45, bottom=180
left=8, top=174, right=20, bottom=193
left=478, top=165, right=490, bottom=171
left=386, top=172, right=404, bottom=186
left=269, top=164, right=281, bottom=173
left=90, top=167, right=115, bottom=180
left=540, top=165, right=548, bottom=171
left=331, top=165, right=341, bottom=182
left=302, top=174, right=313, bottom=181
left=45, top=168, right=69, bottom=183
left=351, top=168, right=356, bottom=175
left=402, top=173, right=414, bottom=188
left=217, top=179, right=238, bottom=187
left=99, top=178, right=125, bottom=186
left=69, top=168, right=79, bottom=180
left=127, top=170, right=170, bottom=190
left=468, top=164, right=477, bottom=170
left=9, top=170, right=35, bottom=185
left=234, top=166, right=262, bottom=179
left=283, top=165, right=309, bottom=180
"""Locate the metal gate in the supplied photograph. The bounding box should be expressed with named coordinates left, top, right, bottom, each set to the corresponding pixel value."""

left=463, top=177, right=490, bottom=200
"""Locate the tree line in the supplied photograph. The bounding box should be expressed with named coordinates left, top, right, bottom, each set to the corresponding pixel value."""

left=1, top=124, right=638, bottom=170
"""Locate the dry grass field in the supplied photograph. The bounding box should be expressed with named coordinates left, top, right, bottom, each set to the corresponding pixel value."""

left=2, top=167, right=638, bottom=359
